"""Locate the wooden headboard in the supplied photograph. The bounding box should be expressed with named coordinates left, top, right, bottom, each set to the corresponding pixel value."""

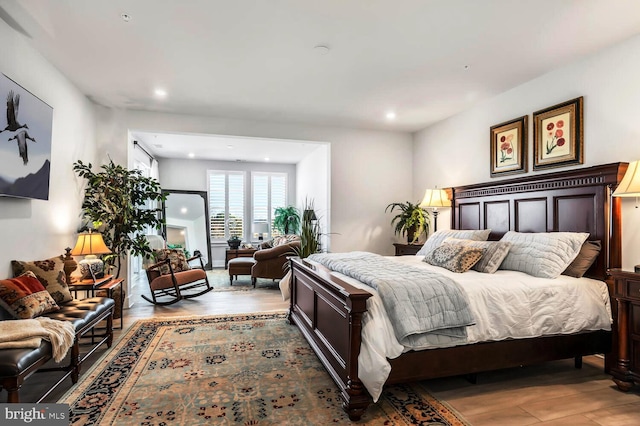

left=451, top=163, right=628, bottom=280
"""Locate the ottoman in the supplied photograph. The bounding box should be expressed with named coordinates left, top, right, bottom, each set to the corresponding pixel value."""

left=228, top=257, right=257, bottom=286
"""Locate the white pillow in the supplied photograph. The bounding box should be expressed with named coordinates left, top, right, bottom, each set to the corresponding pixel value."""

left=444, top=238, right=512, bottom=274
left=499, top=231, right=589, bottom=279
left=416, top=229, right=491, bottom=256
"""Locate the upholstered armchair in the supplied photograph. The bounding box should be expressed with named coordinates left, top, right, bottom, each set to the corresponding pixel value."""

left=251, top=239, right=300, bottom=285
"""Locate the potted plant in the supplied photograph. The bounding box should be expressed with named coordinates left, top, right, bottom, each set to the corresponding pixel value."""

left=273, top=206, right=301, bottom=235
left=385, top=201, right=430, bottom=244
left=73, top=160, right=166, bottom=278
left=295, top=199, right=321, bottom=258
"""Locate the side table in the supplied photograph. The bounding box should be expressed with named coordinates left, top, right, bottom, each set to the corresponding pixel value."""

left=69, top=275, right=125, bottom=329
left=393, top=243, right=424, bottom=256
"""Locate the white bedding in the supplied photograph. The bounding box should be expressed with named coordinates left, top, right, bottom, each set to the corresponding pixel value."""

left=332, top=255, right=612, bottom=402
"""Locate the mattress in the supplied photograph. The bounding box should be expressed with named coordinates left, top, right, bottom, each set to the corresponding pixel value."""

left=331, top=255, right=612, bottom=402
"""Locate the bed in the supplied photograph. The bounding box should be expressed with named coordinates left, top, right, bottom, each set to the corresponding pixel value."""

left=288, top=162, right=628, bottom=421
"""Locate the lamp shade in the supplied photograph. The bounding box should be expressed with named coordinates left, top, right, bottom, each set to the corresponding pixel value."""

left=253, top=222, right=269, bottom=234
left=70, top=231, right=112, bottom=256
left=613, top=161, right=640, bottom=197
left=419, top=188, right=451, bottom=208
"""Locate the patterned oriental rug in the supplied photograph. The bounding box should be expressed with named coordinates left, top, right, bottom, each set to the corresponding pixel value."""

left=59, top=312, right=468, bottom=425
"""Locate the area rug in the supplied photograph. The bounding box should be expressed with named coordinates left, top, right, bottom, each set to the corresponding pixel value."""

left=59, top=312, right=468, bottom=425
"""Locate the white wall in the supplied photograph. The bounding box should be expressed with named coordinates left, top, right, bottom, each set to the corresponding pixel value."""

left=0, top=19, right=96, bottom=278
left=95, top=110, right=414, bottom=258
left=296, top=144, right=331, bottom=250
left=413, top=34, right=640, bottom=269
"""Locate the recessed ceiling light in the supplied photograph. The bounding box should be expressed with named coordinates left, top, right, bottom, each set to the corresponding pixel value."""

left=121, top=13, right=132, bottom=22
left=181, top=207, right=187, bottom=214
left=227, top=145, right=233, bottom=149
left=386, top=111, right=396, bottom=120
left=314, top=45, right=330, bottom=55
left=265, top=157, right=270, bottom=162
left=188, top=152, right=195, bottom=158
left=154, top=88, right=167, bottom=98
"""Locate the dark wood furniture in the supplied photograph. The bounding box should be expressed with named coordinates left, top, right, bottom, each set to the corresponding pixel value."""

left=142, top=253, right=212, bottom=306
left=225, top=248, right=258, bottom=269
left=289, top=162, right=627, bottom=421
left=69, top=275, right=125, bottom=329
left=393, top=243, right=423, bottom=256
left=610, top=268, right=640, bottom=391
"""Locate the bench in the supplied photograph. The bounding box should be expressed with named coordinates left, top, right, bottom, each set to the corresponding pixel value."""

left=0, top=297, right=115, bottom=403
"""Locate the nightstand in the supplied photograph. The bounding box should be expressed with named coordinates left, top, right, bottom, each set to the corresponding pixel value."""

left=393, top=243, right=423, bottom=256
left=610, top=268, right=640, bottom=391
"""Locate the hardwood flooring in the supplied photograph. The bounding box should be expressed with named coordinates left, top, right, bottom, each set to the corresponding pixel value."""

left=17, top=270, right=640, bottom=424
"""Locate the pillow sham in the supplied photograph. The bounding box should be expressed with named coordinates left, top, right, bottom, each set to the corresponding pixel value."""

left=444, top=238, right=511, bottom=274
left=0, top=271, right=60, bottom=319
left=499, top=231, right=589, bottom=279
left=562, top=240, right=602, bottom=278
left=422, top=243, right=485, bottom=273
left=155, top=249, right=192, bottom=275
left=416, top=229, right=491, bottom=256
left=11, top=256, right=73, bottom=304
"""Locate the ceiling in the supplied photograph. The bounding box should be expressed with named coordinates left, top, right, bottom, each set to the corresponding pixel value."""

left=2, top=0, right=640, bottom=161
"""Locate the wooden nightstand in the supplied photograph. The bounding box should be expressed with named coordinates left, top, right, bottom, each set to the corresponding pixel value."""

left=393, top=243, right=423, bottom=256
left=610, top=268, right=640, bottom=391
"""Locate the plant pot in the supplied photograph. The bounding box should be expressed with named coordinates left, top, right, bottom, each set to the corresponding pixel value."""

left=227, top=238, right=241, bottom=249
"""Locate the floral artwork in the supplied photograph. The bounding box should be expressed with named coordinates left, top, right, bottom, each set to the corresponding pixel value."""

left=533, top=97, right=583, bottom=170
left=490, top=115, right=527, bottom=177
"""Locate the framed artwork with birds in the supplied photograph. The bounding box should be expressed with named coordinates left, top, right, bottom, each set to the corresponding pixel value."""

left=0, top=73, right=53, bottom=200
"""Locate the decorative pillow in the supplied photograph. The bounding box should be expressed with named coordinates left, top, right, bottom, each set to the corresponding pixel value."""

left=422, top=243, right=485, bottom=273
left=416, top=229, right=491, bottom=256
left=155, top=249, right=191, bottom=275
left=444, top=238, right=511, bottom=274
left=499, top=231, right=589, bottom=279
left=0, top=271, right=60, bottom=319
left=11, top=256, right=73, bottom=304
left=272, top=235, right=300, bottom=247
left=562, top=240, right=602, bottom=278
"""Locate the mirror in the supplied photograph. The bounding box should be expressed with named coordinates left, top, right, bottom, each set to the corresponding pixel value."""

left=161, top=190, right=212, bottom=269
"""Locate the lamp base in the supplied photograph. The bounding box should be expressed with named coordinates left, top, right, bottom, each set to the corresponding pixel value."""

left=78, top=256, right=105, bottom=281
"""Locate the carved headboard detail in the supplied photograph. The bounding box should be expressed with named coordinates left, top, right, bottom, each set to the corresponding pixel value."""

left=451, top=163, right=628, bottom=280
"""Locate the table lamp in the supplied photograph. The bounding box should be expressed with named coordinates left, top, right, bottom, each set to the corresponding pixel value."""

left=612, top=160, right=640, bottom=272
left=419, top=188, right=451, bottom=233
left=253, top=222, right=269, bottom=241
left=71, top=230, right=112, bottom=281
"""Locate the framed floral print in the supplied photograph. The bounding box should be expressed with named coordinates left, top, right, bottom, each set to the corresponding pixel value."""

left=490, top=115, right=527, bottom=177
left=533, top=96, right=583, bottom=170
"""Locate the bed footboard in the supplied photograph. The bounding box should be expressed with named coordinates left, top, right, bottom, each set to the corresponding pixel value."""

left=289, top=257, right=372, bottom=421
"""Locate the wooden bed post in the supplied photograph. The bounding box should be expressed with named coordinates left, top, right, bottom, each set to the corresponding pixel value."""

left=342, top=304, right=370, bottom=421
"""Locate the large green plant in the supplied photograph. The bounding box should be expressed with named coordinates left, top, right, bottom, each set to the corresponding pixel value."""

left=73, top=160, right=166, bottom=278
left=385, top=201, right=430, bottom=244
left=273, top=206, right=301, bottom=235
left=294, top=199, right=321, bottom=258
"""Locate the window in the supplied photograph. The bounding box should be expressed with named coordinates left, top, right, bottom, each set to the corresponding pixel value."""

left=252, top=172, right=287, bottom=238
left=208, top=171, right=245, bottom=240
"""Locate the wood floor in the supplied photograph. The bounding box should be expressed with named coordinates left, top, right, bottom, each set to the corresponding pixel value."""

left=18, top=271, right=640, bottom=424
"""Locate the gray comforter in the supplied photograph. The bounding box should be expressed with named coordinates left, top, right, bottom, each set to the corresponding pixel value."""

left=308, top=252, right=475, bottom=345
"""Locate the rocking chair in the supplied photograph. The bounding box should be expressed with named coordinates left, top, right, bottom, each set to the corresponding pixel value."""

left=142, top=251, right=212, bottom=305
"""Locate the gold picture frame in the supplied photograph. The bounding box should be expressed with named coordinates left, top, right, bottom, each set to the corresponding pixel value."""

left=533, top=96, right=583, bottom=170
left=490, top=115, right=527, bottom=177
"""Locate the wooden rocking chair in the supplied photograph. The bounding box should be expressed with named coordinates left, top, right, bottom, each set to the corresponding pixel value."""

left=142, top=251, right=212, bottom=305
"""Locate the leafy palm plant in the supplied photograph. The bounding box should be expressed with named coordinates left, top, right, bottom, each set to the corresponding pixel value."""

left=385, top=201, right=430, bottom=244
left=273, top=206, right=301, bottom=235
left=73, top=160, right=166, bottom=278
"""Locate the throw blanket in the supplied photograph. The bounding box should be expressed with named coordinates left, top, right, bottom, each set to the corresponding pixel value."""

left=308, top=252, right=475, bottom=344
left=0, top=317, right=75, bottom=362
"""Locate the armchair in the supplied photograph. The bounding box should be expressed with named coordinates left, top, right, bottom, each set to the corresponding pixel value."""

left=142, top=250, right=212, bottom=305
left=251, top=240, right=300, bottom=286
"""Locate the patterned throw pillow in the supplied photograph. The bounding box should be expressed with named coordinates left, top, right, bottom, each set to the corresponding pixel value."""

left=416, top=229, right=491, bottom=256
left=11, top=256, right=73, bottom=304
left=0, top=271, right=60, bottom=319
left=444, top=238, right=512, bottom=274
left=272, top=235, right=300, bottom=247
left=423, top=243, right=485, bottom=273
left=155, top=249, right=192, bottom=275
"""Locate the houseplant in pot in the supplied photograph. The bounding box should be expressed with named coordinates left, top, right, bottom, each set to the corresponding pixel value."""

left=385, top=201, right=430, bottom=244
left=73, top=159, right=166, bottom=278
left=273, top=205, right=301, bottom=235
